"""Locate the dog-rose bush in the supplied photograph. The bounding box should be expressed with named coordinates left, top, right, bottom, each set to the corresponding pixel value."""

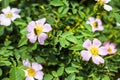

left=0, top=0, right=120, bottom=80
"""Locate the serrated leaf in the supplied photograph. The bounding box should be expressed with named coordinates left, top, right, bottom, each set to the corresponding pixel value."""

left=18, top=37, right=28, bottom=47
left=61, top=31, right=73, bottom=37
left=66, top=36, right=78, bottom=44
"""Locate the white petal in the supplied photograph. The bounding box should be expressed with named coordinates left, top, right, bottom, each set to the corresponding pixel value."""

left=25, top=76, right=34, bottom=80
left=104, top=4, right=112, bottom=11
left=103, top=0, right=111, bottom=3
left=38, top=33, right=47, bottom=45
left=11, top=13, right=21, bottom=21
left=32, top=62, right=43, bottom=71
left=0, top=14, right=11, bottom=26
left=2, top=6, right=11, bottom=14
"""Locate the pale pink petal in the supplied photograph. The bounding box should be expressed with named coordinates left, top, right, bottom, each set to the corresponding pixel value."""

left=96, top=18, right=102, bottom=25
left=34, top=71, right=44, bottom=80
left=81, top=50, right=91, bottom=61
left=116, top=22, right=120, bottom=26
left=103, top=0, right=111, bottom=3
left=36, top=18, right=46, bottom=26
left=111, top=49, right=117, bottom=54
left=99, top=47, right=108, bottom=56
left=110, top=43, right=116, bottom=49
left=38, top=33, right=47, bottom=45
left=2, top=6, right=11, bottom=14
left=92, top=56, right=104, bottom=65
left=92, top=27, right=96, bottom=32
left=25, top=76, right=34, bottom=80
left=83, top=39, right=92, bottom=49
left=103, top=41, right=110, bottom=46
left=88, top=17, right=95, bottom=22
left=27, top=21, right=36, bottom=32
left=27, top=33, right=37, bottom=43
left=11, top=8, right=21, bottom=14
left=0, top=14, right=11, bottom=26
left=32, top=62, right=43, bottom=71
left=43, top=23, right=52, bottom=32
left=104, top=4, right=112, bottom=11
left=98, top=26, right=104, bottom=31
left=23, top=59, right=30, bottom=67
left=93, top=38, right=101, bottom=47
left=11, top=13, right=21, bottom=21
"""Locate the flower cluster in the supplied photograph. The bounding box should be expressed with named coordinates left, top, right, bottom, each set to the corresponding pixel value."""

left=27, top=18, right=52, bottom=45
left=0, top=6, right=21, bottom=26
left=23, top=59, right=44, bottom=80
left=96, top=0, right=112, bottom=11
left=80, top=38, right=117, bottom=65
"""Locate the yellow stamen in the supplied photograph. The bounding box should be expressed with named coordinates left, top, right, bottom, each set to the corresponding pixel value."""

left=34, top=25, right=43, bottom=35
left=90, top=47, right=99, bottom=56
left=5, top=12, right=12, bottom=18
left=27, top=68, right=36, bottom=76
left=93, top=22, right=98, bottom=28
left=107, top=47, right=112, bottom=53
left=97, top=0, right=104, bottom=6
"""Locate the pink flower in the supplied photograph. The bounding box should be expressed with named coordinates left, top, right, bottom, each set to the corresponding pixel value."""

left=95, top=0, right=112, bottom=11
left=27, top=18, right=52, bottom=45
left=87, top=17, right=104, bottom=32
left=103, top=41, right=117, bottom=54
left=80, top=38, right=107, bottom=65
left=23, top=59, right=44, bottom=80
left=0, top=6, right=21, bottom=26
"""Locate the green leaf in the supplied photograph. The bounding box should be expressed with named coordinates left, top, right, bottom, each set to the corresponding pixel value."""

left=44, top=74, right=53, bottom=80
left=61, top=31, right=73, bottom=37
left=0, top=26, right=4, bottom=36
left=102, top=75, right=110, bottom=80
left=57, top=66, right=64, bottom=76
left=2, top=0, right=9, bottom=8
left=18, top=36, right=28, bottom=47
left=50, top=0, right=64, bottom=6
left=52, top=71, right=58, bottom=77
left=65, top=73, right=75, bottom=80
left=66, top=36, right=78, bottom=44
left=65, top=67, right=78, bottom=74
left=69, top=44, right=82, bottom=50
left=62, top=7, right=69, bottom=14
left=9, top=67, right=25, bottom=80
left=0, top=68, right=2, bottom=76
left=59, top=37, right=69, bottom=47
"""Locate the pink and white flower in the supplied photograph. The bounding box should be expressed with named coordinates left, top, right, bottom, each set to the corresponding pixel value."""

left=95, top=0, right=112, bottom=11
left=103, top=41, right=117, bottom=54
left=87, top=17, right=104, bottom=32
left=80, top=38, right=107, bottom=65
left=0, top=6, right=21, bottom=26
left=23, top=59, right=44, bottom=80
left=27, top=18, right=52, bottom=45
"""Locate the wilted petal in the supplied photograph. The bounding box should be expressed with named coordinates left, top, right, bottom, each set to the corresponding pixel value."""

left=27, top=33, right=37, bottom=43
left=34, top=71, right=44, bottom=80
left=36, top=18, right=46, bottom=26
left=38, top=33, right=47, bottom=45
left=23, top=59, right=30, bottom=67
left=27, top=21, right=35, bottom=32
left=2, top=6, right=11, bottom=14
left=104, top=4, right=112, bottom=11
left=93, top=38, right=101, bottom=47
left=92, top=56, right=104, bottom=65
left=32, top=62, right=43, bottom=71
left=43, top=23, right=52, bottom=32
left=25, top=76, right=34, bottom=80
left=83, top=39, right=92, bottom=49
left=81, top=50, right=91, bottom=61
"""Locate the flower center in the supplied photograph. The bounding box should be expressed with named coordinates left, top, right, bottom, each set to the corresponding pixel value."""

left=107, top=47, right=112, bottom=53
left=34, top=25, right=43, bottom=35
left=5, top=12, right=12, bottom=18
left=27, top=68, right=36, bottom=76
left=97, top=0, right=104, bottom=6
left=90, top=47, right=99, bottom=55
left=93, top=22, right=98, bottom=28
